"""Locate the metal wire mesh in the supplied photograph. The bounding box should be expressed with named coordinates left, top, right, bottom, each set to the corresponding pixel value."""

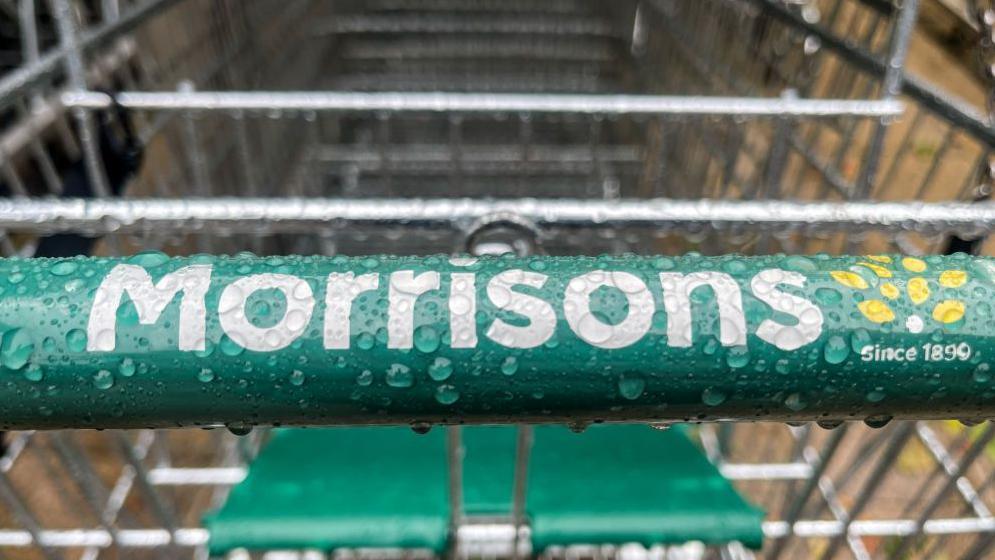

left=0, top=0, right=992, bottom=558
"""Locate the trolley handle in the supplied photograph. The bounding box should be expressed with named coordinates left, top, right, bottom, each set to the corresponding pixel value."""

left=0, top=253, right=991, bottom=430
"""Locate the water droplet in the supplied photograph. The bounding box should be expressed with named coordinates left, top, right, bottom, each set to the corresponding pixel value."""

left=92, top=369, right=114, bottom=390
left=649, top=422, right=673, bottom=431
left=23, top=364, right=43, bottom=382
left=435, top=384, right=460, bottom=405
left=702, top=337, right=719, bottom=356
left=410, top=422, right=432, bottom=434
left=501, top=356, right=519, bottom=376
left=702, top=387, right=727, bottom=406
left=250, top=298, right=271, bottom=317
left=775, top=359, right=791, bottom=375
left=725, top=346, right=750, bottom=368
left=933, top=300, right=965, bottom=324
left=783, top=255, right=817, bottom=272
left=651, top=256, right=675, bottom=270
left=784, top=392, right=807, bottom=411
left=356, top=369, right=374, bottom=386
left=722, top=259, right=748, bottom=274
left=902, top=257, right=927, bottom=273
left=568, top=421, right=590, bottom=433
left=817, top=419, right=843, bottom=430
left=866, top=388, right=886, bottom=402
left=386, top=363, right=413, bottom=388
left=1, top=329, right=33, bottom=370
left=191, top=340, right=214, bottom=359
left=219, top=335, right=244, bottom=357
left=289, top=370, right=305, bottom=386
left=50, top=261, right=78, bottom=276
left=118, top=358, right=136, bottom=377
left=618, top=374, right=646, bottom=400
left=428, top=357, right=453, bottom=381
left=356, top=332, right=376, bottom=350
left=226, top=422, right=253, bottom=436
left=823, top=335, right=850, bottom=364
left=831, top=270, right=868, bottom=290
left=974, top=364, right=991, bottom=383
left=412, top=326, right=440, bottom=353
left=197, top=368, right=215, bottom=383
left=65, top=329, right=87, bottom=353
left=863, top=414, right=893, bottom=429
left=850, top=329, right=872, bottom=353
left=127, top=251, right=170, bottom=268
left=64, top=278, right=84, bottom=293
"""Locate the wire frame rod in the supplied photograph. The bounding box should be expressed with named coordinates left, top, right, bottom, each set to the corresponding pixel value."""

left=0, top=0, right=182, bottom=110
left=742, top=0, right=995, bottom=148
left=4, top=517, right=995, bottom=549
left=0, top=197, right=992, bottom=236
left=61, top=90, right=905, bottom=117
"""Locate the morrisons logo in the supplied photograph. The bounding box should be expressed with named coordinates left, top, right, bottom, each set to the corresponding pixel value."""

left=85, top=263, right=825, bottom=354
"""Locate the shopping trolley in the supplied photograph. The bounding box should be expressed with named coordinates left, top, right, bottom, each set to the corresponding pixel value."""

left=1, top=0, right=995, bottom=558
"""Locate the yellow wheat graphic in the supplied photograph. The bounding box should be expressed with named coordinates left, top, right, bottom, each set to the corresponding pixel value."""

left=831, top=256, right=966, bottom=333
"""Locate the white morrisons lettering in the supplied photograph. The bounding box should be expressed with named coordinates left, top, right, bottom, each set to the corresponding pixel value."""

left=86, top=265, right=824, bottom=352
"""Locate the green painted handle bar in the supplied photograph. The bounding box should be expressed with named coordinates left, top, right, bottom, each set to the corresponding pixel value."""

left=0, top=252, right=992, bottom=430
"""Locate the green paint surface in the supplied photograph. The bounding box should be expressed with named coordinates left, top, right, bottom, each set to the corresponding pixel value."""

left=0, top=252, right=991, bottom=428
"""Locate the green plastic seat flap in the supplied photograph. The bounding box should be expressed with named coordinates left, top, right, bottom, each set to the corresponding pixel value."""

left=204, top=427, right=450, bottom=555
left=206, top=424, right=763, bottom=554
left=525, top=424, right=765, bottom=550
left=461, top=426, right=517, bottom=515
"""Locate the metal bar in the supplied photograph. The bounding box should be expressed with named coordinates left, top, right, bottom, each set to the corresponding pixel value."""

left=447, top=426, right=464, bottom=524
left=315, top=14, right=618, bottom=36
left=855, top=0, right=920, bottom=197
left=47, top=432, right=123, bottom=550
left=82, top=430, right=161, bottom=560
left=914, top=422, right=992, bottom=519
left=0, top=528, right=209, bottom=547
left=744, top=0, right=995, bottom=149
left=919, top=429, right=995, bottom=558
left=889, top=422, right=995, bottom=558
left=3, top=197, right=995, bottom=236
left=0, top=254, right=993, bottom=429
left=52, top=489, right=995, bottom=551
left=0, top=0, right=182, bottom=110
left=766, top=425, right=849, bottom=560
left=341, top=37, right=615, bottom=62
left=762, top=516, right=995, bottom=538
left=856, top=0, right=896, bottom=16
left=50, top=0, right=111, bottom=198
left=815, top=449, right=873, bottom=559
left=510, top=426, right=533, bottom=560
left=0, top=469, right=63, bottom=559
left=148, top=467, right=247, bottom=485
left=0, top=518, right=951, bottom=549
left=114, top=433, right=179, bottom=532
left=18, top=0, right=40, bottom=65
left=718, top=462, right=813, bottom=480
left=363, top=0, right=586, bottom=12
left=307, top=144, right=649, bottom=183
left=61, top=90, right=905, bottom=116
left=636, top=2, right=863, bottom=200
left=819, top=423, right=916, bottom=560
